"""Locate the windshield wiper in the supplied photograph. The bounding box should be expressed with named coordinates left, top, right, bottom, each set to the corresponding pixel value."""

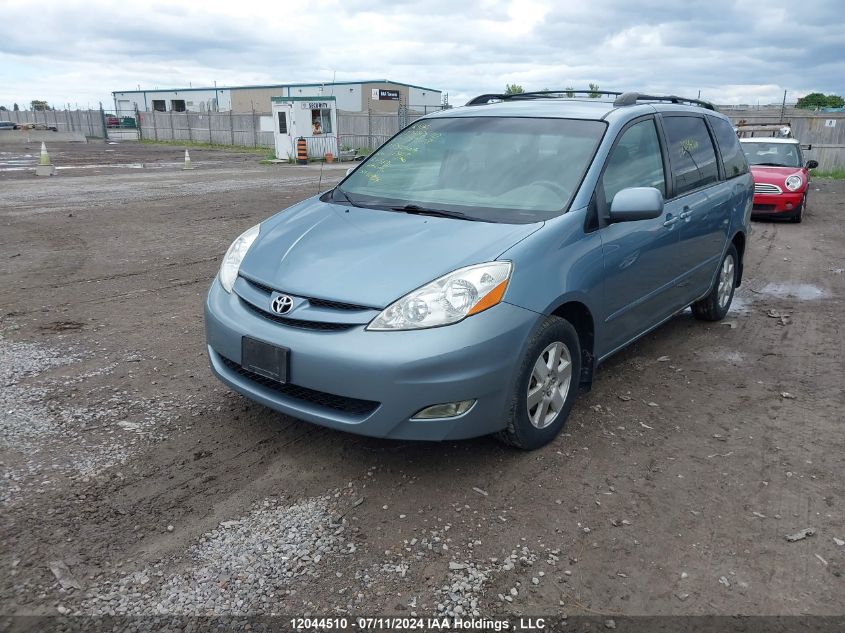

left=389, top=204, right=487, bottom=222
left=332, top=187, right=363, bottom=208
left=754, top=162, right=791, bottom=167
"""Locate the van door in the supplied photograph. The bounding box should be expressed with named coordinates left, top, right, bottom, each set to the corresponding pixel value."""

left=659, top=115, right=728, bottom=301
left=597, top=117, right=682, bottom=357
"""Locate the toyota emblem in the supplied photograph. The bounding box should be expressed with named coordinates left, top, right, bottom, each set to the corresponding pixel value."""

left=271, top=294, right=294, bottom=315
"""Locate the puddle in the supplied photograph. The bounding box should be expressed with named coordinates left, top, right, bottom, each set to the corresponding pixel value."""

left=56, top=163, right=146, bottom=170
left=0, top=162, right=182, bottom=172
left=757, top=283, right=830, bottom=301
left=703, top=350, right=744, bottom=364
left=729, top=293, right=752, bottom=315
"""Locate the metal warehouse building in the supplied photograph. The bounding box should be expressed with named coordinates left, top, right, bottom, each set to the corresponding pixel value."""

left=112, top=80, right=443, bottom=115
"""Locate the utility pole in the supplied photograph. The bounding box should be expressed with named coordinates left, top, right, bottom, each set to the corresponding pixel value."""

left=780, top=90, right=787, bottom=123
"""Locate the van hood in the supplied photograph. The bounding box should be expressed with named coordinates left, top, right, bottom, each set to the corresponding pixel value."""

left=239, top=197, right=543, bottom=308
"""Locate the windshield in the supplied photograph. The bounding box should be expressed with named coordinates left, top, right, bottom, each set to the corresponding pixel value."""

left=335, top=117, right=606, bottom=223
left=741, top=142, right=801, bottom=168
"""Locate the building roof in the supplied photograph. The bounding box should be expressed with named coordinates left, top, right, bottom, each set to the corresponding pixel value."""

left=113, top=79, right=441, bottom=96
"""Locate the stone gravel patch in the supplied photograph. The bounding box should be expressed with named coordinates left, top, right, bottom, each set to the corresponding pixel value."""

left=82, top=494, right=353, bottom=615
left=0, top=331, right=183, bottom=504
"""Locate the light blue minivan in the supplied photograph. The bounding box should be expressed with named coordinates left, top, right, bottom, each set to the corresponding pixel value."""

left=205, top=91, right=752, bottom=449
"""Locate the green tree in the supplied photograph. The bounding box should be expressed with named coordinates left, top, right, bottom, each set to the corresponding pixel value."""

left=796, top=92, right=844, bottom=109
left=827, top=94, right=845, bottom=108
left=31, top=99, right=49, bottom=111
left=504, top=84, right=524, bottom=95
left=588, top=83, right=601, bottom=98
left=565, top=86, right=574, bottom=97
left=0, top=105, right=6, bottom=111
left=13, top=103, right=19, bottom=111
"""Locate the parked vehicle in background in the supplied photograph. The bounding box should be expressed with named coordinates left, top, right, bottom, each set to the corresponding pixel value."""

left=105, top=116, right=137, bottom=128
left=17, top=122, right=58, bottom=132
left=740, top=137, right=818, bottom=223
left=0, top=121, right=18, bottom=130
left=204, top=90, right=753, bottom=450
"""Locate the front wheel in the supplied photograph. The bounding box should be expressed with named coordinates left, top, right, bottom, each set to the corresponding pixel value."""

left=691, top=244, right=738, bottom=321
left=789, top=194, right=805, bottom=223
left=496, top=316, right=581, bottom=450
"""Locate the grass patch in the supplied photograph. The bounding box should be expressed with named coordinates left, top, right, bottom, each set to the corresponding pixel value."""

left=810, top=168, right=845, bottom=180
left=138, top=139, right=269, bottom=154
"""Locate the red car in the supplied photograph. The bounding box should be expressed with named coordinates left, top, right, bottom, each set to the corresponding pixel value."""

left=740, top=137, right=818, bottom=223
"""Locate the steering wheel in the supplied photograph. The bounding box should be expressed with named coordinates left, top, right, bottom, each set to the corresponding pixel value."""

left=533, top=180, right=570, bottom=199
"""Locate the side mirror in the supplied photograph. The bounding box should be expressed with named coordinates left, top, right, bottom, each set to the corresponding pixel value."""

left=609, top=187, right=664, bottom=222
left=806, top=160, right=819, bottom=169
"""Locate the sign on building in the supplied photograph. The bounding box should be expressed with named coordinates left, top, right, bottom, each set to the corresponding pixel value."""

left=824, top=119, right=836, bottom=128
left=371, top=89, right=400, bottom=101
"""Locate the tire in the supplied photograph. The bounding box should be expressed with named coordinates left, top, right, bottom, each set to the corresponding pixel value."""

left=496, top=316, right=581, bottom=450
left=789, top=194, right=805, bottom=223
left=691, top=243, right=738, bottom=321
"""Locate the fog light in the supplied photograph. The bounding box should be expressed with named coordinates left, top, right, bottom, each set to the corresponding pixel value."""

left=785, top=202, right=793, bottom=210
left=411, top=400, right=476, bottom=420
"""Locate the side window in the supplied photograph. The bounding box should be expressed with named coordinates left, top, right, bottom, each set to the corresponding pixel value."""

left=602, top=119, right=666, bottom=205
left=709, top=116, right=748, bottom=178
left=662, top=116, right=719, bottom=196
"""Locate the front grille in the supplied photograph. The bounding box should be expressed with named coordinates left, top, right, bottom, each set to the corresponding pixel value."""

left=754, top=183, right=782, bottom=194
left=239, top=275, right=375, bottom=311
left=753, top=204, right=777, bottom=212
left=240, top=299, right=356, bottom=331
left=220, top=356, right=379, bottom=416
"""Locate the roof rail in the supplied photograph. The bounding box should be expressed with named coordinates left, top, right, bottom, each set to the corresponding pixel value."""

left=613, top=92, right=716, bottom=111
left=734, top=121, right=793, bottom=138
left=467, top=90, right=716, bottom=110
left=466, top=89, right=623, bottom=106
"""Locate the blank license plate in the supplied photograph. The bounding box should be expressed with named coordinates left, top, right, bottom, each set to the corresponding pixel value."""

left=242, top=337, right=289, bottom=384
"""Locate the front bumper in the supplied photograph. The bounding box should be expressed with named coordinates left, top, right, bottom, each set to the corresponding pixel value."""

left=204, top=279, right=540, bottom=440
left=751, top=191, right=804, bottom=216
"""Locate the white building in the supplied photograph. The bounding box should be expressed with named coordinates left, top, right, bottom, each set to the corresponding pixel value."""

left=112, top=80, right=443, bottom=115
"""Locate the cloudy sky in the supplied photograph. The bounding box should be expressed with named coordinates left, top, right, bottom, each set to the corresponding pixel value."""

left=1, top=0, right=843, bottom=110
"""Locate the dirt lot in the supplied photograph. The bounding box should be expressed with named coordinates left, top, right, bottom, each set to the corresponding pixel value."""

left=1, top=141, right=843, bottom=622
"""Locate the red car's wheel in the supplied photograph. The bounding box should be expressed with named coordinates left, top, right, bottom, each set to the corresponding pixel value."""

left=790, top=193, right=806, bottom=223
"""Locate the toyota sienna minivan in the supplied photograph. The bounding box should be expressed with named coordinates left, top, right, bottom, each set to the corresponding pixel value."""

left=205, top=90, right=752, bottom=449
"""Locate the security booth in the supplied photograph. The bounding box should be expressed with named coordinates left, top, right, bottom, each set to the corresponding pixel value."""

left=271, top=96, right=338, bottom=160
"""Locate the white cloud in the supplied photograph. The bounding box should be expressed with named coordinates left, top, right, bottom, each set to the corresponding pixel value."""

left=0, top=0, right=842, bottom=109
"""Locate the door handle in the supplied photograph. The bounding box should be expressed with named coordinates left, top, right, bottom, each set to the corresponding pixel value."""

left=663, top=214, right=678, bottom=228
left=679, top=207, right=692, bottom=220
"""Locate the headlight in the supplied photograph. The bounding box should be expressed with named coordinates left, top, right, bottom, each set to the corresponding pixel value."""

left=785, top=174, right=803, bottom=191
left=218, top=224, right=260, bottom=293
left=367, top=262, right=512, bottom=331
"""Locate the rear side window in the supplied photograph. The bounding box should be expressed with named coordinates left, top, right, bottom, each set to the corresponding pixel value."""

left=662, top=116, right=719, bottom=196
left=710, top=116, right=749, bottom=178
left=602, top=119, right=666, bottom=205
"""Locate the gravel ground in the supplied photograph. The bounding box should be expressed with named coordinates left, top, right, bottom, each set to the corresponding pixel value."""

left=1, top=141, right=843, bottom=621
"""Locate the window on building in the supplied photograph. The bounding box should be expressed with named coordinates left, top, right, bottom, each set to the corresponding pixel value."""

left=662, top=116, right=719, bottom=196
left=278, top=112, right=287, bottom=134
left=311, top=108, right=332, bottom=135
left=152, top=100, right=166, bottom=112
left=171, top=99, right=186, bottom=112
left=602, top=119, right=666, bottom=205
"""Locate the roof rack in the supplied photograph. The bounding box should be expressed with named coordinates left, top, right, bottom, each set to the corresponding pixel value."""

left=466, top=90, right=623, bottom=106
left=466, top=90, right=716, bottom=111
left=612, top=92, right=716, bottom=110
left=734, top=121, right=793, bottom=138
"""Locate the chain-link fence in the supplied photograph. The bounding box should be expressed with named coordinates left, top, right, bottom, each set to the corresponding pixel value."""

left=1, top=108, right=109, bottom=137
left=1, top=103, right=451, bottom=155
